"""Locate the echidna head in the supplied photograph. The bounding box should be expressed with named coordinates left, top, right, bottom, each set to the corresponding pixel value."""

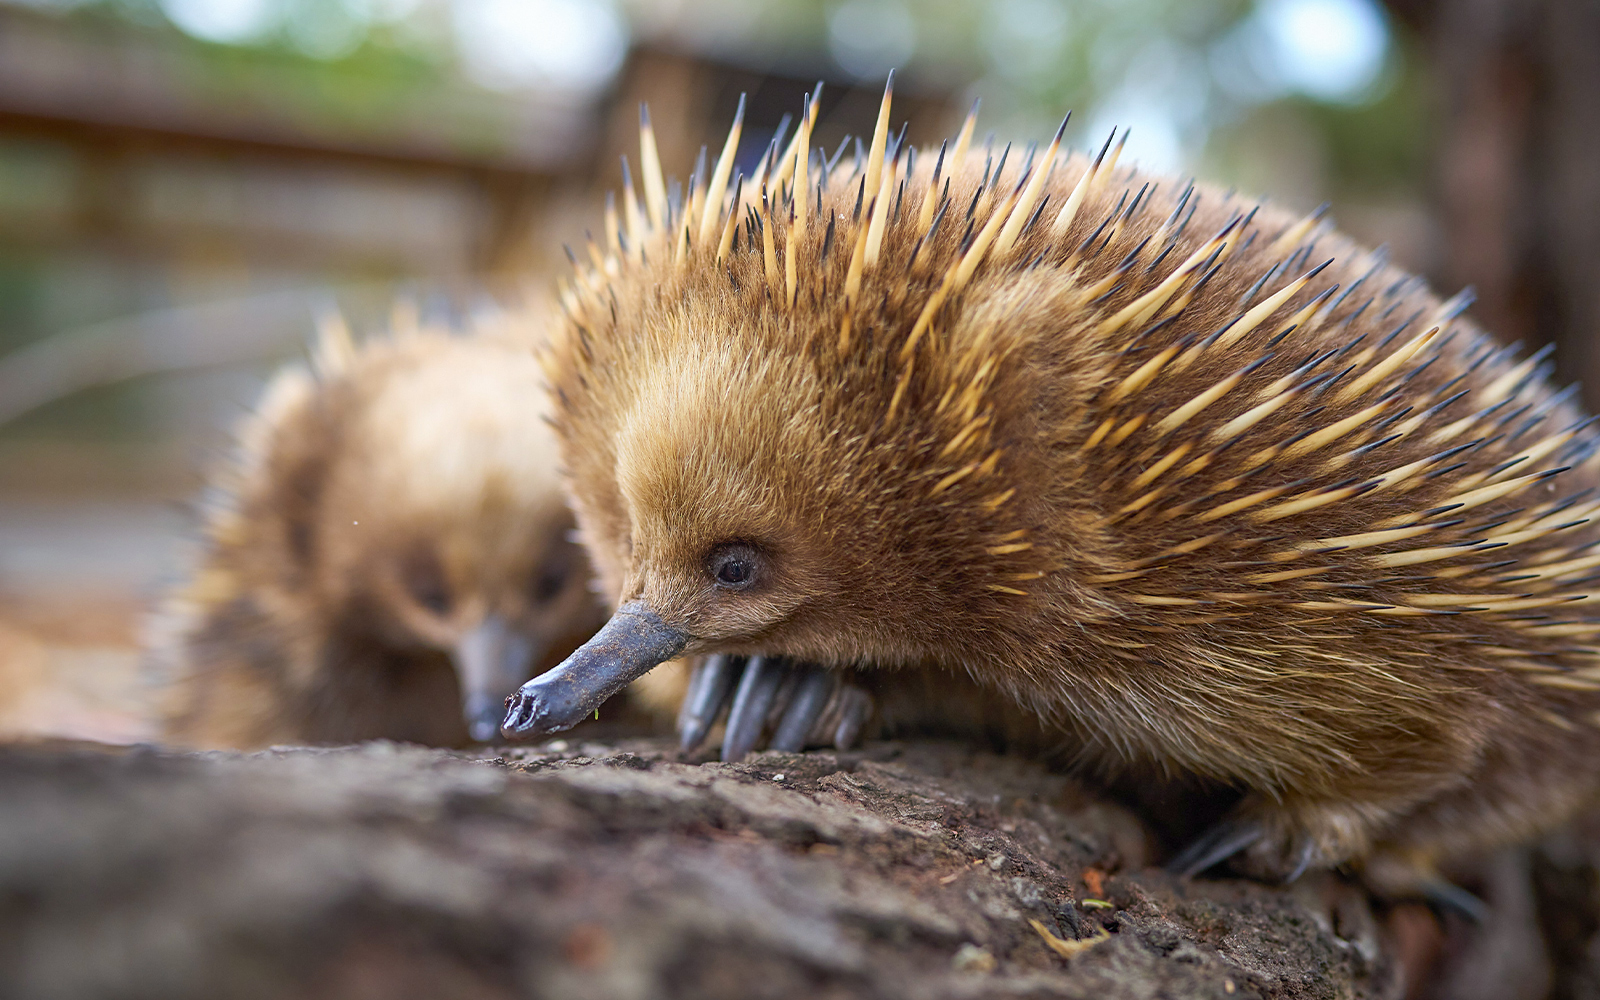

left=503, top=361, right=899, bottom=736
left=282, top=333, right=604, bottom=741
left=595, top=343, right=854, bottom=649
left=604, top=364, right=825, bottom=640
left=338, top=487, right=596, bottom=742
left=503, top=287, right=1051, bottom=738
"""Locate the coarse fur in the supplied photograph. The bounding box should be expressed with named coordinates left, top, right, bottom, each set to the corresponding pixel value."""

left=545, top=90, right=1600, bottom=879
left=155, top=321, right=605, bottom=749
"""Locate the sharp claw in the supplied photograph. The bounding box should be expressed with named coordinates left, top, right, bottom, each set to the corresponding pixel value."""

left=1283, top=837, right=1319, bottom=884
left=762, top=666, right=799, bottom=733
left=1418, top=877, right=1490, bottom=924
left=770, top=667, right=835, bottom=752
left=831, top=687, right=873, bottom=750
left=1166, top=819, right=1265, bottom=879
left=678, top=654, right=745, bottom=752
left=721, top=656, right=789, bottom=761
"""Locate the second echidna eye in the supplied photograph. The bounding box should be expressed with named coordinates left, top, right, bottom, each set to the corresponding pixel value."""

left=706, top=543, right=762, bottom=591
left=530, top=536, right=579, bottom=604
left=401, top=545, right=451, bottom=616
left=532, top=565, right=568, bottom=604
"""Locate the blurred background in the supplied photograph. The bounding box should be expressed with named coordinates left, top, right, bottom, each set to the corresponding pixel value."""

left=0, top=0, right=1593, bottom=742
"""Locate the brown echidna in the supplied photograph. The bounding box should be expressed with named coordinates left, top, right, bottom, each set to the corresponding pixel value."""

left=155, top=316, right=604, bottom=749
left=504, top=80, right=1600, bottom=885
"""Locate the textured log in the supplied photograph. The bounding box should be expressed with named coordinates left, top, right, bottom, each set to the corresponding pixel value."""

left=0, top=738, right=1407, bottom=999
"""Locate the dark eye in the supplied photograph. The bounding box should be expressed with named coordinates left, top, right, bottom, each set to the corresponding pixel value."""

left=402, top=547, right=451, bottom=615
left=531, top=564, right=568, bottom=603
left=531, top=530, right=581, bottom=604
left=707, top=543, right=762, bottom=591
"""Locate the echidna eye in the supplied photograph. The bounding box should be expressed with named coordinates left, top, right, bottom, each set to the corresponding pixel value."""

left=402, top=546, right=451, bottom=615
left=532, top=566, right=568, bottom=604
left=707, top=543, right=762, bottom=591
left=531, top=531, right=579, bottom=604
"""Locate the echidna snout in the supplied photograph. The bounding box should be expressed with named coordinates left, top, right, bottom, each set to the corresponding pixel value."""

left=503, top=601, right=685, bottom=735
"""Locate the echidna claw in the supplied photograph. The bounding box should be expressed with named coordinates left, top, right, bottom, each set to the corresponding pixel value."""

left=1166, top=818, right=1266, bottom=879
left=675, top=656, right=875, bottom=760
left=1283, top=837, right=1320, bottom=884
left=831, top=686, right=873, bottom=750
left=677, top=653, right=744, bottom=752
left=770, top=667, right=835, bottom=752
left=1418, top=877, right=1489, bottom=924
left=722, top=655, right=789, bottom=761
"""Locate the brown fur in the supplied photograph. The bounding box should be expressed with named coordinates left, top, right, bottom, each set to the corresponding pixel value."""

left=155, top=325, right=605, bottom=749
left=547, top=107, right=1600, bottom=878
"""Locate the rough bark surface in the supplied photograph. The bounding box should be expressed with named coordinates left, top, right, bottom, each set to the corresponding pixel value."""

left=0, top=738, right=1401, bottom=1000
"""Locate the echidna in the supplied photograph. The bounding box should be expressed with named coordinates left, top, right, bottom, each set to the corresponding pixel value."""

left=155, top=315, right=605, bottom=749
left=504, top=79, right=1600, bottom=884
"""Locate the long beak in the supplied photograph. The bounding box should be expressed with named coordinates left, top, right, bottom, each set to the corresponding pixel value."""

left=453, top=615, right=537, bottom=743
left=501, top=601, right=685, bottom=737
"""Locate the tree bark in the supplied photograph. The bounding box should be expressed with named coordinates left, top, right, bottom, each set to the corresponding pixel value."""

left=0, top=738, right=1404, bottom=999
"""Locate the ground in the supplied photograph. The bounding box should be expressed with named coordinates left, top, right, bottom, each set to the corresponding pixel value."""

left=0, top=736, right=1415, bottom=1000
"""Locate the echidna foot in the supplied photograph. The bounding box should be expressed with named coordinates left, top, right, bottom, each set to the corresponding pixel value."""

left=1168, top=812, right=1335, bottom=883
left=675, top=656, right=875, bottom=761
left=1166, top=818, right=1268, bottom=879
left=1360, top=851, right=1489, bottom=923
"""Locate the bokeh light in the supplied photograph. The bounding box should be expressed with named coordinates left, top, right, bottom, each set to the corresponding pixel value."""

left=827, top=0, right=917, bottom=81
left=452, top=0, right=628, bottom=92
left=981, top=0, right=1070, bottom=86
left=1212, top=0, right=1392, bottom=106
left=1261, top=0, right=1390, bottom=102
left=159, top=0, right=275, bottom=44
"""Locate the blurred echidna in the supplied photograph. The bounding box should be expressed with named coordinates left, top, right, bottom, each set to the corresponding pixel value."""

left=154, top=314, right=605, bottom=749
left=504, top=79, right=1600, bottom=884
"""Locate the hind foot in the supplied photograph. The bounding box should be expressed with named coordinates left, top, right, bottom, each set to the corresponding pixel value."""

left=1168, top=799, right=1378, bottom=882
left=1362, top=851, right=1490, bottom=923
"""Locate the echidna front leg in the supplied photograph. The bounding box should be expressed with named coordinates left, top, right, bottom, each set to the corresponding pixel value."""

left=675, top=656, right=875, bottom=760
left=1175, top=800, right=1492, bottom=919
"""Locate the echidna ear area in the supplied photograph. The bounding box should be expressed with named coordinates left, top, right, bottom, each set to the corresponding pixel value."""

left=550, top=79, right=1600, bottom=699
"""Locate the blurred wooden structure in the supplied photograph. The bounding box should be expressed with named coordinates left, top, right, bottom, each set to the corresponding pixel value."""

left=0, top=4, right=600, bottom=278
left=0, top=6, right=962, bottom=314
left=598, top=48, right=959, bottom=211
left=1387, top=0, right=1600, bottom=407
